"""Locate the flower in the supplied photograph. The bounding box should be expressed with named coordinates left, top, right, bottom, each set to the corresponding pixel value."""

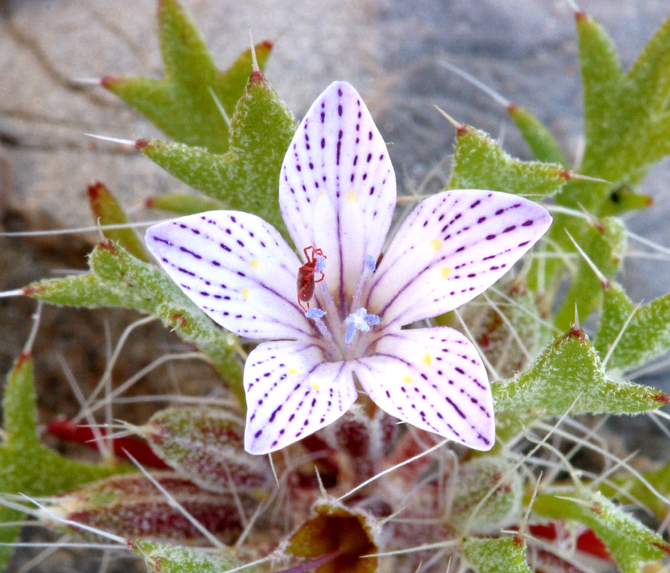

left=145, top=81, right=552, bottom=455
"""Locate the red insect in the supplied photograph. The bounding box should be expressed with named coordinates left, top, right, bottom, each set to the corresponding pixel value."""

left=297, top=246, right=326, bottom=311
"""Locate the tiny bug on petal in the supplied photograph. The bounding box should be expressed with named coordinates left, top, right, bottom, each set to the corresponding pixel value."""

left=297, top=246, right=326, bottom=311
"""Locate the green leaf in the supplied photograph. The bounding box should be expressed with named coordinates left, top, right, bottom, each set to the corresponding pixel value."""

left=463, top=536, right=531, bottom=573
left=146, top=193, right=226, bottom=215
left=102, top=0, right=272, bottom=154
left=445, top=123, right=569, bottom=200
left=88, top=181, right=150, bottom=262
left=569, top=11, right=670, bottom=212
left=131, top=540, right=243, bottom=573
left=25, top=241, right=245, bottom=408
left=595, top=281, right=670, bottom=372
left=138, top=71, right=296, bottom=239
left=553, top=215, right=626, bottom=331
left=597, top=181, right=653, bottom=217
left=493, top=326, right=670, bottom=436
left=533, top=493, right=670, bottom=573
left=507, top=104, right=567, bottom=166
left=459, top=280, right=556, bottom=379
left=141, top=407, right=270, bottom=493
left=450, top=458, right=522, bottom=534
left=0, top=354, right=128, bottom=568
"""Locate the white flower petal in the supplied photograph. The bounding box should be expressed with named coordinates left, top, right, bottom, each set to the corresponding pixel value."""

left=366, top=190, right=551, bottom=327
left=244, top=341, right=357, bottom=454
left=145, top=211, right=313, bottom=340
left=355, top=327, right=494, bottom=450
left=279, top=81, right=396, bottom=308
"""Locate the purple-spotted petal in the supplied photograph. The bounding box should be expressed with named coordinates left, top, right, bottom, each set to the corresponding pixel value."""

left=279, top=81, right=396, bottom=308
left=244, top=341, right=357, bottom=454
left=354, top=327, right=494, bottom=450
left=365, top=190, right=551, bottom=328
left=145, top=211, right=313, bottom=340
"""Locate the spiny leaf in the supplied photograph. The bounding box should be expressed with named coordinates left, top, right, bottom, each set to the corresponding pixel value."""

left=0, top=354, right=128, bottom=567
left=554, top=215, right=626, bottom=331
left=450, top=457, right=522, bottom=534
left=146, top=193, right=226, bottom=215
left=597, top=181, right=653, bottom=217
left=493, top=325, right=670, bottom=436
left=102, top=0, right=272, bottom=154
left=507, top=104, right=567, bottom=166
left=533, top=493, right=670, bottom=573
left=445, top=123, right=570, bottom=200
left=463, top=536, right=531, bottom=573
left=595, top=281, right=670, bottom=372
left=48, top=473, right=257, bottom=545
left=571, top=11, right=670, bottom=211
left=138, top=71, right=296, bottom=239
left=88, top=181, right=150, bottom=262
left=140, top=407, right=270, bottom=493
left=461, top=280, right=555, bottom=379
left=132, top=540, right=243, bottom=573
left=24, top=241, right=245, bottom=407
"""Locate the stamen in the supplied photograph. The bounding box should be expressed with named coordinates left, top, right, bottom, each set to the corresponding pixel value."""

left=344, top=308, right=380, bottom=344
left=306, top=309, right=338, bottom=354
left=315, top=255, right=327, bottom=273
left=351, top=253, right=378, bottom=310
left=305, top=308, right=326, bottom=319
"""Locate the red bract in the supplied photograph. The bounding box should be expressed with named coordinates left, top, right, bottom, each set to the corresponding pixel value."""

left=46, top=419, right=170, bottom=469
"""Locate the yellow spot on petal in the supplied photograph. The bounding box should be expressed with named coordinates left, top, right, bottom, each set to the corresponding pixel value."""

left=402, top=374, right=413, bottom=385
left=312, top=382, right=320, bottom=391
left=421, top=353, right=432, bottom=366
left=346, top=189, right=358, bottom=203
left=430, top=239, right=442, bottom=253
left=288, top=367, right=298, bottom=375
left=241, top=289, right=250, bottom=300
left=250, top=259, right=260, bottom=270
left=441, top=267, right=452, bottom=279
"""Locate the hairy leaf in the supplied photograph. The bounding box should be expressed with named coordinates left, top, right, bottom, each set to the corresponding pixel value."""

left=138, top=70, right=296, bottom=238
left=0, top=354, right=127, bottom=567
left=88, top=181, right=150, bottom=262
left=595, top=281, right=670, bottom=372
left=102, top=0, right=272, bottom=154
left=446, top=124, right=569, bottom=199
left=507, top=104, right=567, bottom=167
left=493, top=326, right=670, bottom=435
left=132, top=540, right=243, bottom=573
left=464, top=536, right=531, bottom=573
left=533, top=493, right=670, bottom=573
left=25, top=241, right=245, bottom=407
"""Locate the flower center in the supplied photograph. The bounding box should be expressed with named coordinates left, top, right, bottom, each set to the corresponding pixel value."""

left=302, top=251, right=381, bottom=362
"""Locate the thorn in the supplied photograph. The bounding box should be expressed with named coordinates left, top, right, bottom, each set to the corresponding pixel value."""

left=574, top=304, right=580, bottom=330
left=85, top=133, right=136, bottom=147
left=249, top=29, right=259, bottom=72
left=565, top=230, right=611, bottom=288
left=0, top=288, right=26, bottom=299
left=564, top=0, right=581, bottom=12
left=562, top=172, right=610, bottom=184
left=22, top=301, right=43, bottom=357
left=438, top=60, right=510, bottom=108
left=70, top=77, right=103, bottom=85
left=433, top=106, right=467, bottom=134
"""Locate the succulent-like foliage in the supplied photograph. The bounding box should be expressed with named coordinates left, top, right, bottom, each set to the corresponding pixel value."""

left=4, top=3, right=670, bottom=573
